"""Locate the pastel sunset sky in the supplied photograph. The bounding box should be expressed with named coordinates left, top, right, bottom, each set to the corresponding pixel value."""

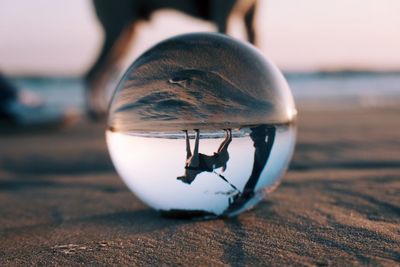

left=0, top=0, right=399, bottom=76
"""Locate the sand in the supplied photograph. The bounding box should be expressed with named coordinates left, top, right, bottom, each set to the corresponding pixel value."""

left=0, top=107, right=399, bottom=266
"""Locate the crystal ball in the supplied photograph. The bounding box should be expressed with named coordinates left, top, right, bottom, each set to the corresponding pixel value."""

left=106, top=33, right=297, bottom=218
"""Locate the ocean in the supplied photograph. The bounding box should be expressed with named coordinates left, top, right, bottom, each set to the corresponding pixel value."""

left=11, top=71, right=400, bottom=113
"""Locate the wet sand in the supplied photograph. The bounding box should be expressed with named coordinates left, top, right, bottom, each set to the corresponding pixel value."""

left=0, top=107, right=399, bottom=265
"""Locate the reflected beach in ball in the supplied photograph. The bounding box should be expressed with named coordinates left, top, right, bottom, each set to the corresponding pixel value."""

left=106, top=33, right=297, bottom=218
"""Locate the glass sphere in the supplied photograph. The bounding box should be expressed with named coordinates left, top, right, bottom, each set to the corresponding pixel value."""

left=106, top=33, right=297, bottom=218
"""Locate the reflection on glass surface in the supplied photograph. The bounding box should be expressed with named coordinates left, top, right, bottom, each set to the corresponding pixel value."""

left=106, top=33, right=297, bottom=218
left=177, top=129, right=232, bottom=185
left=107, top=125, right=296, bottom=217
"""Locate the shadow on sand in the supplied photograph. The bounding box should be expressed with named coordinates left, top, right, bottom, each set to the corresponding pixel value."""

left=1, top=152, right=115, bottom=175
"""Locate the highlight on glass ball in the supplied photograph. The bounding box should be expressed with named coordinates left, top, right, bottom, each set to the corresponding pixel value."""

left=106, top=33, right=297, bottom=218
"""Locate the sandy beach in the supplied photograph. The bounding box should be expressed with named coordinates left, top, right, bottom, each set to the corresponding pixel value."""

left=0, top=106, right=399, bottom=265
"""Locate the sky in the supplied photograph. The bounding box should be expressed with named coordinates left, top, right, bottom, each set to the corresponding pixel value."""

left=0, top=0, right=399, bottom=76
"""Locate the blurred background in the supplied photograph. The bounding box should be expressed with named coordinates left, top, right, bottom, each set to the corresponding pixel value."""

left=0, top=0, right=400, bottom=115
left=1, top=2, right=400, bottom=263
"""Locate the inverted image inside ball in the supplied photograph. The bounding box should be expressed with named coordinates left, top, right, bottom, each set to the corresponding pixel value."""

left=106, top=33, right=297, bottom=218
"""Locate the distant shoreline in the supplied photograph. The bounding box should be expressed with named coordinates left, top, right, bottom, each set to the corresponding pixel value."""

left=9, top=69, right=400, bottom=80
left=8, top=72, right=400, bottom=112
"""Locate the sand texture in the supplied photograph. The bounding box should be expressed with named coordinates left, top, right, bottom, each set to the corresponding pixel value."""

left=0, top=107, right=399, bottom=266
